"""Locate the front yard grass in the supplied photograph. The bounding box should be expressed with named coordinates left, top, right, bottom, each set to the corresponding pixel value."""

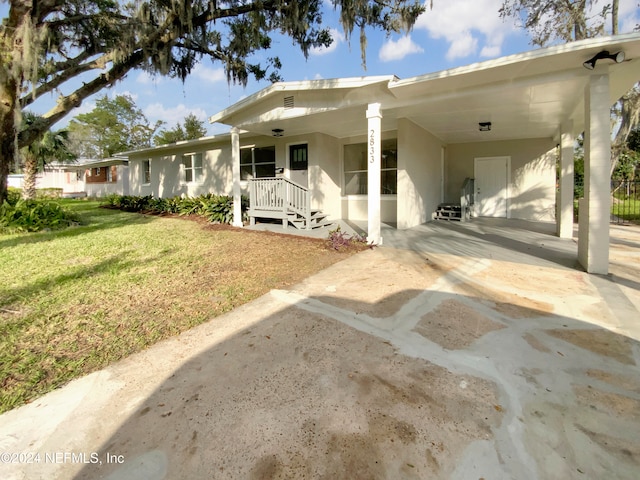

left=611, top=198, right=640, bottom=224
left=0, top=200, right=361, bottom=414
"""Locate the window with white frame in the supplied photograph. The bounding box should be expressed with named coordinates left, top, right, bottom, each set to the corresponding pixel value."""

left=183, top=153, right=203, bottom=183
left=143, top=160, right=151, bottom=184
left=343, top=139, right=397, bottom=195
left=240, top=146, right=276, bottom=180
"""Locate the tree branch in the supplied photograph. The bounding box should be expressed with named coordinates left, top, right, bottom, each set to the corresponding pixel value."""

left=21, top=53, right=111, bottom=108
left=18, top=50, right=145, bottom=148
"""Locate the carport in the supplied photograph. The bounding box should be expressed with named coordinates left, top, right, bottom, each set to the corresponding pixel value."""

left=212, top=33, right=640, bottom=274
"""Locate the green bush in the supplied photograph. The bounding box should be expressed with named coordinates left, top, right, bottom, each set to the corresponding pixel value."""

left=0, top=198, right=79, bottom=233
left=101, top=194, right=249, bottom=224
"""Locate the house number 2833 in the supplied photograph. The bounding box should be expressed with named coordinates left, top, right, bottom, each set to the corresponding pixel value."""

left=369, top=129, right=376, bottom=164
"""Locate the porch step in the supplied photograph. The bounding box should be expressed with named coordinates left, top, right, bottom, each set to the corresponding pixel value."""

left=249, top=208, right=332, bottom=230
left=287, top=210, right=332, bottom=230
left=435, top=203, right=462, bottom=221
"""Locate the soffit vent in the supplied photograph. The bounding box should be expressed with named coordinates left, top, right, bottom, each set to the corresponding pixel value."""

left=284, top=96, right=294, bottom=109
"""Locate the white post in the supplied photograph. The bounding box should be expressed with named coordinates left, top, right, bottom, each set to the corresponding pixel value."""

left=367, top=103, right=382, bottom=245
left=557, top=120, right=574, bottom=239
left=578, top=74, right=610, bottom=274
left=231, top=127, right=243, bottom=227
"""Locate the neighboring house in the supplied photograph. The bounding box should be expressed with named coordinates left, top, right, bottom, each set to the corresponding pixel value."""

left=8, top=158, right=129, bottom=197
left=65, top=158, right=130, bottom=198
left=122, top=33, right=640, bottom=274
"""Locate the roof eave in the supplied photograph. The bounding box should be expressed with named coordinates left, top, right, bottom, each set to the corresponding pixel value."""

left=208, top=75, right=397, bottom=125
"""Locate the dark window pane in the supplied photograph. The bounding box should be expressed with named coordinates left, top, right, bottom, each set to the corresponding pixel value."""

left=241, top=165, right=253, bottom=180
left=381, top=170, right=397, bottom=194
left=240, top=149, right=253, bottom=165
left=382, top=141, right=397, bottom=169
left=255, top=163, right=275, bottom=178
left=254, top=146, right=275, bottom=163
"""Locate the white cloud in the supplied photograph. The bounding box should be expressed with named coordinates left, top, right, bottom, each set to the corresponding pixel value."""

left=192, top=64, right=226, bottom=83
left=415, top=0, right=515, bottom=60
left=379, top=35, right=425, bottom=62
left=145, top=103, right=208, bottom=126
left=135, top=71, right=163, bottom=85
left=310, top=28, right=343, bottom=56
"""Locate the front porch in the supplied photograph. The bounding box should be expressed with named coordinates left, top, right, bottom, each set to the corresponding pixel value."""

left=248, top=177, right=332, bottom=230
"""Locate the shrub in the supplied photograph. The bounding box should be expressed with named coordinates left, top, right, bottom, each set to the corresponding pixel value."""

left=0, top=199, right=79, bottom=233
left=327, top=226, right=371, bottom=250
left=201, top=195, right=234, bottom=223
left=100, top=194, right=249, bottom=225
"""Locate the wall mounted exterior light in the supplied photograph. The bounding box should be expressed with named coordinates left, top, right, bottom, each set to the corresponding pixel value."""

left=583, top=50, right=625, bottom=70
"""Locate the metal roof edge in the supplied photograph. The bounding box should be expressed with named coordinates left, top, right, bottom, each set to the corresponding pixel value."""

left=389, top=32, right=640, bottom=89
left=117, top=133, right=233, bottom=157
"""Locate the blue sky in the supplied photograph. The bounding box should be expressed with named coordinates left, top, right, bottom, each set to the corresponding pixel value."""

left=10, top=0, right=640, bottom=136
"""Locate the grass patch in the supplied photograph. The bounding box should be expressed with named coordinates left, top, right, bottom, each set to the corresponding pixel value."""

left=0, top=200, right=364, bottom=413
left=611, top=198, right=640, bottom=224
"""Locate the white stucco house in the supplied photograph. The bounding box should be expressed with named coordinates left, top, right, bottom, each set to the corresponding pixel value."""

left=122, top=33, right=640, bottom=274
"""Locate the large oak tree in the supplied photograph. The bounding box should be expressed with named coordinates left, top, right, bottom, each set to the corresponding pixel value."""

left=0, top=0, right=425, bottom=203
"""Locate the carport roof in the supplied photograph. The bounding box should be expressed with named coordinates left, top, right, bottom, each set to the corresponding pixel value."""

left=209, top=33, right=640, bottom=144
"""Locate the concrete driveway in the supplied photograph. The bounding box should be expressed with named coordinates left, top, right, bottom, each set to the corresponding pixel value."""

left=1, top=219, right=639, bottom=479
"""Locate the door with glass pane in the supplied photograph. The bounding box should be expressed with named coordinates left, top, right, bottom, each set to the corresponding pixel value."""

left=289, top=144, right=308, bottom=188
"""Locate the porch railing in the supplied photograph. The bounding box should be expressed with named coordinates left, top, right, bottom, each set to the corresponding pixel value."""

left=248, top=177, right=311, bottom=220
left=573, top=179, right=640, bottom=224
left=611, top=179, right=640, bottom=224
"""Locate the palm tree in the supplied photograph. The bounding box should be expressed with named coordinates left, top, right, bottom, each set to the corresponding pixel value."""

left=20, top=112, right=76, bottom=200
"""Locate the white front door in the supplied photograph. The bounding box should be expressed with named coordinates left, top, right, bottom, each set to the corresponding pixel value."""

left=289, top=144, right=308, bottom=188
left=474, top=156, right=509, bottom=217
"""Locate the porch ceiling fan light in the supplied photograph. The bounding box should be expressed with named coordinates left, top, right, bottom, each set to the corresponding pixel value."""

left=479, top=122, right=492, bottom=132
left=583, top=50, right=625, bottom=70
left=272, top=128, right=284, bottom=137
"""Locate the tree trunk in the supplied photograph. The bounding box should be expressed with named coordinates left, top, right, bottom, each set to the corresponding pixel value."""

left=22, top=155, right=37, bottom=200
left=612, top=0, right=618, bottom=35
left=0, top=82, right=19, bottom=205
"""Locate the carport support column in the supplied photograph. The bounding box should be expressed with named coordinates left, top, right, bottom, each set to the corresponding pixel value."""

left=578, top=74, right=610, bottom=274
left=367, top=103, right=382, bottom=245
left=231, top=127, right=243, bottom=228
left=557, top=121, right=574, bottom=239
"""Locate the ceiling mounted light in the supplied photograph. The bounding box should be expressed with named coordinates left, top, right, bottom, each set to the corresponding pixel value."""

left=272, top=128, right=284, bottom=137
left=583, top=50, right=625, bottom=70
left=479, top=122, right=492, bottom=132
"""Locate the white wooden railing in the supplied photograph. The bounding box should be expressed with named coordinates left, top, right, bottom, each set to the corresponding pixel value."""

left=248, top=177, right=311, bottom=223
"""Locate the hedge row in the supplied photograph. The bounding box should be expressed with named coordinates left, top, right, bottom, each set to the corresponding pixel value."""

left=102, top=194, right=249, bottom=224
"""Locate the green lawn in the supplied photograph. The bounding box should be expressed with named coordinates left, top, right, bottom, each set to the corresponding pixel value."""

left=611, top=198, right=640, bottom=223
left=0, top=200, right=357, bottom=413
